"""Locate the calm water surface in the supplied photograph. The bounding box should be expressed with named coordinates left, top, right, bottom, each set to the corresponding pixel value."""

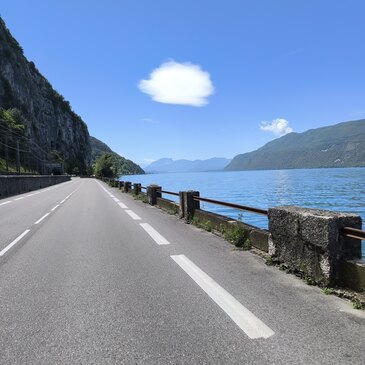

left=121, top=168, right=365, bottom=257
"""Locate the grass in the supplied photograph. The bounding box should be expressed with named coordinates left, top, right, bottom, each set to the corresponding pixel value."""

left=192, top=216, right=251, bottom=250
left=352, top=299, right=362, bottom=310
left=322, top=287, right=333, bottom=295
left=304, top=275, right=316, bottom=286
left=134, top=193, right=148, bottom=203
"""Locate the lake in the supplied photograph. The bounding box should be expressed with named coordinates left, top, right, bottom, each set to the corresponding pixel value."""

left=121, top=168, right=365, bottom=257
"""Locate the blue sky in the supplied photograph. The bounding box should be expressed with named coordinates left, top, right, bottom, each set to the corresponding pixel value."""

left=1, top=0, right=365, bottom=166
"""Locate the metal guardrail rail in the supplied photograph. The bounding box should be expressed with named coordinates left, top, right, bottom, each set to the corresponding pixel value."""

left=128, top=181, right=365, bottom=240
left=160, top=190, right=179, bottom=197
left=341, top=227, right=365, bottom=240
left=193, top=196, right=268, bottom=216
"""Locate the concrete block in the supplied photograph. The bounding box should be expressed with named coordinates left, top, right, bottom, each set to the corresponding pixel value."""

left=147, top=185, right=161, bottom=205
left=268, top=206, right=362, bottom=285
left=180, top=191, right=200, bottom=222
left=124, top=181, right=131, bottom=193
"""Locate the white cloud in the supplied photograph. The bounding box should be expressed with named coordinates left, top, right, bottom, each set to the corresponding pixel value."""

left=260, top=118, right=293, bottom=137
left=141, top=118, right=153, bottom=122
left=138, top=60, right=214, bottom=107
left=143, top=158, right=156, bottom=163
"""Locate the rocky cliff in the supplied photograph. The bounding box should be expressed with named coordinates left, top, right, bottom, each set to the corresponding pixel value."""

left=0, top=17, right=91, bottom=173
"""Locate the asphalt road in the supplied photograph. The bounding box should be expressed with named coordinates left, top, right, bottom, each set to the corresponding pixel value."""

left=0, top=178, right=364, bottom=364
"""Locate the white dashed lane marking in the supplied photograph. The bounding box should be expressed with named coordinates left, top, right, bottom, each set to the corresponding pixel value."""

left=140, top=223, right=170, bottom=245
left=171, top=254, right=275, bottom=340
left=34, top=213, right=50, bottom=225
left=0, top=201, right=11, bottom=206
left=51, top=204, right=60, bottom=211
left=125, top=210, right=142, bottom=220
left=0, top=229, right=30, bottom=256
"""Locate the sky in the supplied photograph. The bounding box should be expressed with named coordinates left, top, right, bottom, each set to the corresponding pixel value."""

left=1, top=0, right=365, bottom=166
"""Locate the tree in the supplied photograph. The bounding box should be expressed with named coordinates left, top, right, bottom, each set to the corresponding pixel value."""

left=94, top=153, right=116, bottom=178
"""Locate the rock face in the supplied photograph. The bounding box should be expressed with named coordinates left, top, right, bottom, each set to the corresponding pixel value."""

left=268, top=206, right=362, bottom=285
left=0, top=17, right=91, bottom=173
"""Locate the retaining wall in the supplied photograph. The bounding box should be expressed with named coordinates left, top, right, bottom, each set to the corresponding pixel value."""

left=0, top=175, right=71, bottom=199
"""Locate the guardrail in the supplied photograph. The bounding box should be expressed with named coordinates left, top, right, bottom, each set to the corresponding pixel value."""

left=120, top=179, right=365, bottom=241
left=341, top=227, right=365, bottom=240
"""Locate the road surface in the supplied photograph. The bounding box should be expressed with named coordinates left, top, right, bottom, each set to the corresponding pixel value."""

left=0, top=178, right=364, bottom=364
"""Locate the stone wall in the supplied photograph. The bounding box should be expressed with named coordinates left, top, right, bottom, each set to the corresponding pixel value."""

left=0, top=175, right=70, bottom=198
left=268, top=206, right=362, bottom=286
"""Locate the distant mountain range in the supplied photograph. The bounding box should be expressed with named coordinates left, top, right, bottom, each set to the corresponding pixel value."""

left=145, top=157, right=231, bottom=173
left=225, top=119, right=365, bottom=171
left=90, top=136, right=144, bottom=175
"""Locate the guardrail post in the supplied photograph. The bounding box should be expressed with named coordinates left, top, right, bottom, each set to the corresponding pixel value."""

left=147, top=185, right=161, bottom=205
left=124, top=181, right=131, bottom=193
left=268, top=206, right=362, bottom=286
left=179, top=190, right=200, bottom=222
left=133, top=183, right=141, bottom=195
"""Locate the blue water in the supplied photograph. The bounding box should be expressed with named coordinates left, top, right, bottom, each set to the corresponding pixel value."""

left=121, top=168, right=365, bottom=257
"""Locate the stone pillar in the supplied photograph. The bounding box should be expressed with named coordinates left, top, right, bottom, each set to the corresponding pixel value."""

left=124, top=181, right=131, bottom=193
left=179, top=191, right=200, bottom=222
left=147, top=185, right=161, bottom=205
left=133, top=183, right=141, bottom=195
left=268, top=206, right=362, bottom=286
left=179, top=192, right=185, bottom=219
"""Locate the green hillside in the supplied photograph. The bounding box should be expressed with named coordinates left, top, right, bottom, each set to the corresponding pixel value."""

left=90, top=136, right=144, bottom=176
left=226, top=119, right=365, bottom=171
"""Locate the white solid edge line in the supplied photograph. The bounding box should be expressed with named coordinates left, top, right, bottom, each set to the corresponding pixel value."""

left=113, top=197, right=120, bottom=202
left=0, top=201, right=11, bottom=206
left=14, top=197, right=25, bottom=201
left=26, top=194, right=34, bottom=197
left=140, top=223, right=170, bottom=245
left=35, top=213, right=50, bottom=224
left=0, top=229, right=30, bottom=256
left=118, top=202, right=128, bottom=209
left=51, top=204, right=60, bottom=211
left=125, top=210, right=142, bottom=220
left=170, top=254, right=275, bottom=340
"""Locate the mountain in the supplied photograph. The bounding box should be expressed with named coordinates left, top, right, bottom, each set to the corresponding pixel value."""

left=145, top=157, right=231, bottom=173
left=0, top=17, right=91, bottom=174
left=0, top=17, right=142, bottom=176
left=225, top=119, right=365, bottom=171
left=90, top=136, right=144, bottom=175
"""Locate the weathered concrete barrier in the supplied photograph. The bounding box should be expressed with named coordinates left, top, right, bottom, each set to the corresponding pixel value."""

left=0, top=175, right=71, bottom=199
left=147, top=185, right=161, bottom=205
left=156, top=197, right=179, bottom=214
left=338, top=259, right=365, bottom=292
left=179, top=191, right=200, bottom=221
left=123, top=181, right=131, bottom=193
left=193, top=209, right=269, bottom=252
left=268, top=206, right=362, bottom=286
